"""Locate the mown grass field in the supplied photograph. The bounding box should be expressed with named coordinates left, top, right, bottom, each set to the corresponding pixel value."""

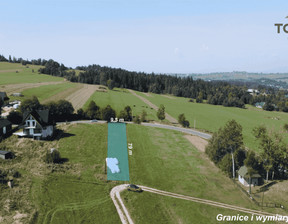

left=0, top=123, right=284, bottom=223
left=0, top=62, right=64, bottom=85
left=123, top=124, right=285, bottom=223
left=18, top=82, right=78, bottom=102
left=32, top=123, right=120, bottom=224
left=135, top=91, right=288, bottom=152
left=121, top=191, right=267, bottom=224
left=84, top=88, right=159, bottom=121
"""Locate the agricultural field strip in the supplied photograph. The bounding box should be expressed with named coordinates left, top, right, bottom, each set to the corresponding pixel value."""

left=110, top=185, right=134, bottom=224
left=128, top=89, right=178, bottom=123
left=65, top=84, right=100, bottom=111
left=41, top=83, right=83, bottom=104
left=0, top=81, right=65, bottom=95
left=111, top=185, right=278, bottom=224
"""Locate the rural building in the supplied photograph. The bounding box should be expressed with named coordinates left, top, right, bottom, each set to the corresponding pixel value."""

left=15, top=110, right=54, bottom=140
left=0, top=92, right=9, bottom=104
left=0, top=119, right=12, bottom=138
left=11, top=93, right=23, bottom=97
left=255, top=102, right=265, bottom=109
left=238, top=166, right=261, bottom=187
left=0, top=150, right=13, bottom=160
left=247, top=89, right=259, bottom=96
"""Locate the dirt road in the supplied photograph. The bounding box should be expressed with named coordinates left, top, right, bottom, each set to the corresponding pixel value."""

left=184, top=135, right=208, bottom=152
left=110, top=185, right=134, bottom=224
left=128, top=89, right=178, bottom=123
left=111, top=184, right=279, bottom=224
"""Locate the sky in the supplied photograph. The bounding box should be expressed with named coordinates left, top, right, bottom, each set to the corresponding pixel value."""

left=1, top=0, right=288, bottom=73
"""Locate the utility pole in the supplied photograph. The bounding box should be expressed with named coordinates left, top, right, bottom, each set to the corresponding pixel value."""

left=231, top=146, right=235, bottom=179
left=194, top=119, right=196, bottom=129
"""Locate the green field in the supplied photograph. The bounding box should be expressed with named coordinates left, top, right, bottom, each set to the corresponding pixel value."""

left=135, top=91, right=288, bottom=152
left=32, top=124, right=120, bottom=224
left=84, top=88, right=159, bottom=121
left=122, top=124, right=284, bottom=223
left=1, top=123, right=284, bottom=223
left=19, top=82, right=78, bottom=102
left=0, top=62, right=64, bottom=84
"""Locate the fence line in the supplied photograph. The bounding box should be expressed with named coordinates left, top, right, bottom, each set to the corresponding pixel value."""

left=231, top=179, right=284, bottom=209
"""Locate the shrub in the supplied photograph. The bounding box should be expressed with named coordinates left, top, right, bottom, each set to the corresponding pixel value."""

left=45, top=149, right=61, bottom=164
left=133, top=115, right=141, bottom=124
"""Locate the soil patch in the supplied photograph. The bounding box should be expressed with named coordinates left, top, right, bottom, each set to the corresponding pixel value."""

left=184, top=135, right=208, bottom=152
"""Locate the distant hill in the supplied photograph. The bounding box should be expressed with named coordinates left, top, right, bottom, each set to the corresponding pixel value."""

left=185, top=71, right=288, bottom=89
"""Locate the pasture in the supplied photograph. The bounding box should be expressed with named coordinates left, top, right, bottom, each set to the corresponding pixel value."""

left=84, top=88, right=159, bottom=121
left=17, top=82, right=79, bottom=102
left=135, top=91, right=288, bottom=152
left=0, top=123, right=284, bottom=223
left=0, top=62, right=64, bottom=85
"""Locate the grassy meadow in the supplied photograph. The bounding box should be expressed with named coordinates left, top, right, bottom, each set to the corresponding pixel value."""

left=135, top=91, right=288, bottom=152
left=19, top=82, right=79, bottom=102
left=0, top=62, right=64, bottom=85
left=84, top=88, right=159, bottom=121
left=0, top=123, right=284, bottom=223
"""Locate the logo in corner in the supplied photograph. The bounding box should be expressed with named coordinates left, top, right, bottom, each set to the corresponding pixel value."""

left=275, top=16, right=288, bottom=33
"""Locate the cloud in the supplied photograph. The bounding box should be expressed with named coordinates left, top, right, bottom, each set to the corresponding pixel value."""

left=202, top=44, right=209, bottom=51
left=174, top=47, right=180, bottom=55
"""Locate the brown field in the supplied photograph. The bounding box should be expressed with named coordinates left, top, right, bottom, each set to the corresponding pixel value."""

left=65, top=84, right=103, bottom=111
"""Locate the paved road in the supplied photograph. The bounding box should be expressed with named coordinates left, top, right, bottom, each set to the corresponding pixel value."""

left=140, top=122, right=212, bottom=140
left=57, top=120, right=211, bottom=139
left=111, top=185, right=278, bottom=224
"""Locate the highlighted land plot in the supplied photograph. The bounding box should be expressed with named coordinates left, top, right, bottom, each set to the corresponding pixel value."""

left=107, top=123, right=130, bottom=181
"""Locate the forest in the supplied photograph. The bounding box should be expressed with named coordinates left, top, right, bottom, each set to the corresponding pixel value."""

left=1, top=54, right=288, bottom=112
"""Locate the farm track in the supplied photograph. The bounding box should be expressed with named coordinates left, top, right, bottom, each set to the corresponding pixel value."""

left=43, top=196, right=110, bottom=224
left=65, top=84, right=101, bottom=111
left=128, top=89, right=178, bottom=123
left=111, top=184, right=279, bottom=224
left=0, top=81, right=65, bottom=95
left=110, top=185, right=134, bottom=224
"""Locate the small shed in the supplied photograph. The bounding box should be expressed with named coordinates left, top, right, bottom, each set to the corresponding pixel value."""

left=238, top=166, right=261, bottom=187
left=0, top=119, right=12, bottom=137
left=0, top=150, right=13, bottom=160
left=11, top=93, right=23, bottom=97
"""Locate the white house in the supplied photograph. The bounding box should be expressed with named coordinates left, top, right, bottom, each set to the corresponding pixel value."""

left=15, top=110, right=54, bottom=140
left=238, top=166, right=261, bottom=187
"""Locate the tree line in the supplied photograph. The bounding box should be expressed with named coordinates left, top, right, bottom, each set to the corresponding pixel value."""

left=40, top=61, right=288, bottom=111
left=7, top=96, right=145, bottom=124
left=2, top=54, right=288, bottom=112
left=205, top=120, right=288, bottom=185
